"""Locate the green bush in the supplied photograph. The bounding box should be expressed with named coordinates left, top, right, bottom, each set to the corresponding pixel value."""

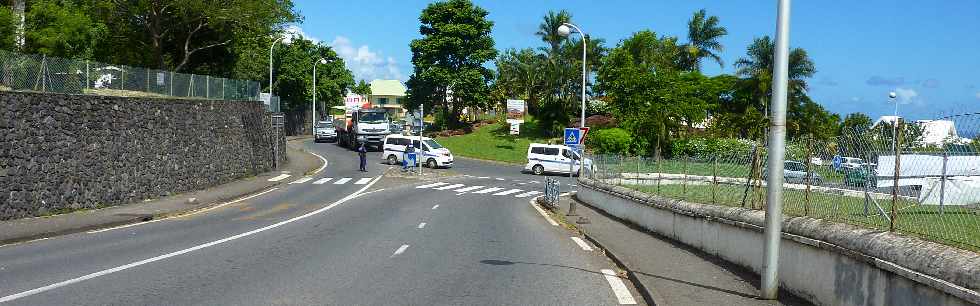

left=671, top=137, right=754, bottom=159
left=587, top=128, right=632, bottom=155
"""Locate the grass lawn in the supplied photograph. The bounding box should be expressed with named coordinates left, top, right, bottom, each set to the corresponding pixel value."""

left=627, top=183, right=980, bottom=252
left=600, top=157, right=846, bottom=184
left=436, top=119, right=559, bottom=164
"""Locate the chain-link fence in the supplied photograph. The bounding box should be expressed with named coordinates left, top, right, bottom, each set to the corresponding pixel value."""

left=587, top=115, right=980, bottom=252
left=0, top=49, right=260, bottom=101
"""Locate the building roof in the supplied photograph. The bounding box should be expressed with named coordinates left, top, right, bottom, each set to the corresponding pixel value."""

left=369, top=79, right=406, bottom=97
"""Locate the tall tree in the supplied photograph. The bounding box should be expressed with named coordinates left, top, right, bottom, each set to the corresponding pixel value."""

left=733, top=36, right=815, bottom=137
left=351, top=79, right=371, bottom=96
left=495, top=48, right=546, bottom=113
left=273, top=35, right=353, bottom=113
left=839, top=112, right=873, bottom=134
left=535, top=10, right=571, bottom=56
left=23, top=0, right=106, bottom=58
left=681, top=9, right=727, bottom=72
left=405, top=0, right=496, bottom=128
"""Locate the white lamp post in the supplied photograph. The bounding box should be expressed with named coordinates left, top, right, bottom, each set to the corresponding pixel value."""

left=558, top=22, right=587, bottom=180
left=268, top=36, right=287, bottom=97
left=312, top=58, right=329, bottom=134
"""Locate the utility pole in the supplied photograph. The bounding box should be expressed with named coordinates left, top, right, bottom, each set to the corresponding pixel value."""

left=760, top=0, right=792, bottom=300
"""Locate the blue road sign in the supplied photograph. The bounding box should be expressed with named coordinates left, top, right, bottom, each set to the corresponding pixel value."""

left=832, top=155, right=843, bottom=170
left=564, top=128, right=581, bottom=146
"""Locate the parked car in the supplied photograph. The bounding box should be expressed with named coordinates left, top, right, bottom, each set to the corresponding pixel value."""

left=839, top=157, right=865, bottom=171
left=763, top=160, right=823, bottom=184
left=313, top=121, right=336, bottom=143
left=382, top=134, right=454, bottom=168
left=523, top=143, right=593, bottom=176
left=389, top=122, right=404, bottom=134
left=844, top=166, right=877, bottom=187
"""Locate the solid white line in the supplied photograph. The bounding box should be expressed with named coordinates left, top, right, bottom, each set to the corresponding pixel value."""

left=434, top=184, right=465, bottom=190
left=495, top=178, right=506, bottom=181
left=601, top=269, right=638, bottom=304
left=333, top=177, right=352, bottom=184
left=478, top=176, right=490, bottom=179
left=391, top=244, right=410, bottom=257
left=351, top=188, right=385, bottom=199
left=493, top=189, right=523, bottom=196
left=416, top=182, right=448, bottom=189
left=289, top=177, right=312, bottom=184
left=354, top=178, right=372, bottom=185
left=529, top=197, right=558, bottom=226
left=431, top=205, right=439, bottom=210
left=268, top=174, right=291, bottom=182
left=453, top=186, right=484, bottom=193
left=418, top=222, right=426, bottom=229
left=514, top=191, right=542, bottom=198
left=308, top=150, right=329, bottom=175
left=0, top=178, right=381, bottom=304
left=530, top=181, right=541, bottom=184
left=312, top=177, right=333, bottom=184
left=471, top=187, right=503, bottom=194
left=571, top=237, right=594, bottom=251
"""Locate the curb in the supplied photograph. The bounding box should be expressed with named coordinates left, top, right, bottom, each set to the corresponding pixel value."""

left=454, top=155, right=523, bottom=166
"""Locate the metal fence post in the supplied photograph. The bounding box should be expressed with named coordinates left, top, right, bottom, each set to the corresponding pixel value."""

left=206, top=75, right=210, bottom=99
left=939, top=151, right=948, bottom=214
left=712, top=156, right=718, bottom=205
left=222, top=78, right=226, bottom=100
left=120, top=67, right=125, bottom=90
left=85, top=60, right=90, bottom=90
left=146, top=68, right=150, bottom=92
left=890, top=119, right=903, bottom=232
left=169, top=71, right=174, bottom=96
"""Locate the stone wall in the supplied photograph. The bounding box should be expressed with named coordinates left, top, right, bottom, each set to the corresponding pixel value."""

left=0, top=91, right=284, bottom=220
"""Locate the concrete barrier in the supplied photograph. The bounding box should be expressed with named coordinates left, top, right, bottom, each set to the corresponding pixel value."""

left=576, top=178, right=980, bottom=306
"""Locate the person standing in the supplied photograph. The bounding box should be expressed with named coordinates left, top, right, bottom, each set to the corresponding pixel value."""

left=358, top=143, right=368, bottom=172
left=402, top=143, right=415, bottom=172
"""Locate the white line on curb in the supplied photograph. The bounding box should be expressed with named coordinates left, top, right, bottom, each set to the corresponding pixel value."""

left=601, top=269, right=637, bottom=304
left=529, top=196, right=559, bottom=226
left=571, top=237, right=594, bottom=251
left=0, top=177, right=382, bottom=303
left=431, top=205, right=439, bottom=210
left=391, top=244, right=410, bottom=257
left=418, top=222, right=426, bottom=229
left=268, top=174, right=291, bottom=182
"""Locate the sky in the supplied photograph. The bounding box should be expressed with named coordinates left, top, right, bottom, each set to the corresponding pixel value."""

left=290, top=0, right=980, bottom=121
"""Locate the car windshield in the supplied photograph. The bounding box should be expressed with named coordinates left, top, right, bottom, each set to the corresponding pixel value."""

left=315, top=122, right=331, bottom=128
left=359, top=112, right=387, bottom=123
left=423, top=139, right=443, bottom=150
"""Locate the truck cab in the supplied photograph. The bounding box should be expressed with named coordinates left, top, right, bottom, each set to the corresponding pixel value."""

left=335, top=108, right=390, bottom=150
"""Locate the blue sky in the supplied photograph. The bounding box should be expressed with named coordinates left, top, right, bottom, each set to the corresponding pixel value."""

left=291, top=0, right=980, bottom=121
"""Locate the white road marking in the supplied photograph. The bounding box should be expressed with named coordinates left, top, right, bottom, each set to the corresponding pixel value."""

left=463, top=174, right=475, bottom=178
left=571, top=237, right=594, bottom=251
left=478, top=176, right=490, bottom=179
left=418, top=222, right=426, bottom=229
left=268, top=174, right=291, bottom=182
left=530, top=181, right=541, bottom=184
left=514, top=191, right=542, bottom=198
left=431, top=205, right=439, bottom=210
left=333, top=178, right=352, bottom=184
left=601, top=269, right=638, bottom=304
left=434, top=184, right=466, bottom=190
left=312, top=178, right=333, bottom=184
left=0, top=177, right=382, bottom=303
left=493, top=189, right=523, bottom=196
left=308, top=150, right=329, bottom=175
left=453, top=186, right=484, bottom=193
left=289, top=177, right=312, bottom=184
left=471, top=187, right=504, bottom=194
left=391, top=244, right=410, bottom=257
left=529, top=197, right=558, bottom=226
left=354, top=178, right=372, bottom=185
left=351, top=188, right=385, bottom=199
left=416, top=182, right=449, bottom=189
left=495, top=178, right=506, bottom=181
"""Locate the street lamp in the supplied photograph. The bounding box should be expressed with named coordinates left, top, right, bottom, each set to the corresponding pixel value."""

left=889, top=91, right=899, bottom=154
left=268, top=36, right=287, bottom=97
left=558, top=22, right=587, bottom=182
left=312, top=58, right=329, bottom=134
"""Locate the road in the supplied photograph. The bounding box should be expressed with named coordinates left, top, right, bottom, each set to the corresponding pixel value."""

left=0, top=140, right=636, bottom=305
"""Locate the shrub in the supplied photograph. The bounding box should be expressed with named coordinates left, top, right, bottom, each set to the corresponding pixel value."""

left=587, top=128, right=632, bottom=155
left=671, top=137, right=754, bottom=159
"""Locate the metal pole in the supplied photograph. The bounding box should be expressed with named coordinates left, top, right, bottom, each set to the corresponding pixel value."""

left=169, top=71, right=174, bottom=96
left=760, top=0, right=791, bottom=299
left=939, top=152, right=948, bottom=214
left=313, top=61, right=317, bottom=135
left=269, top=37, right=282, bottom=96
left=419, top=102, right=424, bottom=175
left=206, top=75, right=210, bottom=99
left=890, top=119, right=903, bottom=231
left=85, top=60, right=89, bottom=90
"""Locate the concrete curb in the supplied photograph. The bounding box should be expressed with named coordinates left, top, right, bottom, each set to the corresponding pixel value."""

left=0, top=139, right=324, bottom=246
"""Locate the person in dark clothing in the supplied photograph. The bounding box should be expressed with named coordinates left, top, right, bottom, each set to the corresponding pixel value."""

left=357, top=143, right=368, bottom=172
left=402, top=144, right=415, bottom=172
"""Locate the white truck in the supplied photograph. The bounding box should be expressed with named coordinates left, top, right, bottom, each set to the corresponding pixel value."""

left=334, top=108, right=390, bottom=150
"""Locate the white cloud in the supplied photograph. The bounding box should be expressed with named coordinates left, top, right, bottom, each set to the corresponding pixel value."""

left=330, top=36, right=403, bottom=81
left=282, top=25, right=319, bottom=44
left=894, top=87, right=919, bottom=105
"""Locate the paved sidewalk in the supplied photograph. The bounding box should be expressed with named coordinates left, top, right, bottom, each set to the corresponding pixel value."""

left=554, top=195, right=812, bottom=306
left=0, top=139, right=322, bottom=245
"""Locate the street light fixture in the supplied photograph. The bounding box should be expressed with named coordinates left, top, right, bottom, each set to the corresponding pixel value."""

left=268, top=36, right=288, bottom=98
left=557, top=22, right=587, bottom=183
left=312, top=58, right=330, bottom=134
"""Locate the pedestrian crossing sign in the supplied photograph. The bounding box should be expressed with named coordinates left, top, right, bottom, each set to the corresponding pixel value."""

left=564, top=128, right=581, bottom=146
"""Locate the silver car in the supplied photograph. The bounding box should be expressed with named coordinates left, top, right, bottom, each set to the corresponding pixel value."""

left=764, top=161, right=823, bottom=184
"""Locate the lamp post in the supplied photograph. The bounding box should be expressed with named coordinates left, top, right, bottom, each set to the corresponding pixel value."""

left=313, top=58, right=329, bottom=134
left=268, top=36, right=287, bottom=97
left=558, top=22, right=587, bottom=180
left=888, top=91, right=899, bottom=152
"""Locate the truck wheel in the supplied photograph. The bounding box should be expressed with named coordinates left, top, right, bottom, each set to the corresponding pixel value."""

left=387, top=155, right=398, bottom=165
left=427, top=158, right=437, bottom=169
left=532, top=165, right=544, bottom=175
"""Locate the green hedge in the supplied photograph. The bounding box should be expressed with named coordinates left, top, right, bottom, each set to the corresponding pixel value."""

left=587, top=128, right=632, bottom=154
left=670, top=137, right=754, bottom=158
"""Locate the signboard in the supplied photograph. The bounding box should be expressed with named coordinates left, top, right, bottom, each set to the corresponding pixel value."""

left=564, top=128, right=582, bottom=146
left=344, top=94, right=369, bottom=115
left=510, top=123, right=520, bottom=135
left=832, top=155, right=843, bottom=170
left=156, top=72, right=166, bottom=86
left=506, top=99, right=525, bottom=124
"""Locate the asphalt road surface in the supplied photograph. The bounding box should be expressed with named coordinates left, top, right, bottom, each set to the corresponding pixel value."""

left=0, top=140, right=636, bottom=305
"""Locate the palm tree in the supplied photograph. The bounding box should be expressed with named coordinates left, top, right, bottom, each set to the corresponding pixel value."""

left=734, top=36, right=815, bottom=116
left=535, top=10, right=572, bottom=56
left=683, top=9, right=727, bottom=72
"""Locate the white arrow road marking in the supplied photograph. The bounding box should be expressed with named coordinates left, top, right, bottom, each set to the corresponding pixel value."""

left=571, top=237, right=594, bottom=251
left=471, top=187, right=504, bottom=194
left=354, top=178, right=372, bottom=185
left=312, top=178, right=333, bottom=185
left=333, top=178, right=352, bottom=184
left=268, top=174, right=291, bottom=182
left=416, top=182, right=449, bottom=189
left=453, top=186, right=484, bottom=193
left=514, top=191, right=542, bottom=198
left=289, top=177, right=312, bottom=184
left=391, top=245, right=410, bottom=258
left=601, top=269, right=638, bottom=305
left=492, top=189, right=523, bottom=196
left=434, top=184, right=465, bottom=190
left=0, top=176, right=383, bottom=303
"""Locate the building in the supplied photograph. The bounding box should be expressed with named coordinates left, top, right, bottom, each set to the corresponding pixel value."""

left=874, top=116, right=971, bottom=146
left=368, top=79, right=407, bottom=118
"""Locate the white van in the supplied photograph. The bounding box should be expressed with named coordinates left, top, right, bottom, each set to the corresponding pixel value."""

left=524, top=143, right=592, bottom=176
left=382, top=134, right=454, bottom=168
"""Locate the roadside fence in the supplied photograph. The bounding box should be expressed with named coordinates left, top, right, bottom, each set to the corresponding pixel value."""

left=0, top=49, right=260, bottom=101
left=587, top=115, right=980, bottom=252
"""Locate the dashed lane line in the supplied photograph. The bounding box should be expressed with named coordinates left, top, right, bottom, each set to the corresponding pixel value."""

left=471, top=187, right=504, bottom=194
left=570, top=237, right=594, bottom=251
left=514, top=191, right=542, bottom=198
left=492, top=189, right=524, bottom=196
left=433, top=184, right=466, bottom=190
left=452, top=186, right=485, bottom=193
left=391, top=244, right=410, bottom=258
left=416, top=182, right=449, bottom=189
left=431, top=205, right=439, bottom=210
left=418, top=222, right=426, bottom=229
left=601, top=269, right=638, bottom=304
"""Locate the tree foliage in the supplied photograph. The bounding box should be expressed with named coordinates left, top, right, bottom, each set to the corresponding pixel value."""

left=681, top=9, right=727, bottom=72
left=840, top=112, right=874, bottom=134
left=273, top=36, right=353, bottom=114
left=405, top=0, right=497, bottom=128
left=23, top=0, right=105, bottom=58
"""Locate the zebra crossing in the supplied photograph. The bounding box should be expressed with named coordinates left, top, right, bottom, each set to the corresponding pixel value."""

left=268, top=174, right=374, bottom=186
left=415, top=182, right=543, bottom=199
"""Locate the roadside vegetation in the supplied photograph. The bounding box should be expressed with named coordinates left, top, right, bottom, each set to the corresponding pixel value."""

left=436, top=117, right=557, bottom=164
